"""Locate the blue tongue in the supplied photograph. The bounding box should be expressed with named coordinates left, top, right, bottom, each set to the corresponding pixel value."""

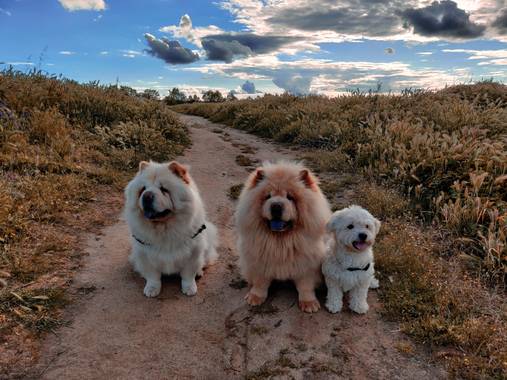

left=270, top=220, right=286, bottom=231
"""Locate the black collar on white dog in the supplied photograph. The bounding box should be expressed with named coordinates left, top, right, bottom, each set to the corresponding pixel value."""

left=191, top=224, right=207, bottom=239
left=347, top=263, right=371, bottom=272
left=132, top=235, right=148, bottom=246
left=132, top=224, right=207, bottom=246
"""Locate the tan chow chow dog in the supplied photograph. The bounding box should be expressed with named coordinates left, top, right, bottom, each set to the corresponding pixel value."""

left=235, top=161, right=331, bottom=313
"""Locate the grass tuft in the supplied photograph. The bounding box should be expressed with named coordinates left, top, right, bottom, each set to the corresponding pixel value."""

left=228, top=184, right=244, bottom=200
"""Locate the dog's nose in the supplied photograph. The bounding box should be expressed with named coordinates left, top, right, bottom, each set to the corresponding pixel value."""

left=358, top=233, right=367, bottom=241
left=142, top=191, right=155, bottom=210
left=270, top=203, right=283, bottom=219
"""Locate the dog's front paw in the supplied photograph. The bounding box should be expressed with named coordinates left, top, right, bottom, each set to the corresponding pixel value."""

left=144, top=281, right=161, bottom=297
left=349, top=301, right=369, bottom=314
left=245, top=291, right=266, bottom=306
left=369, top=277, right=379, bottom=289
left=181, top=279, right=198, bottom=296
left=299, top=299, right=320, bottom=313
left=325, top=299, right=342, bottom=314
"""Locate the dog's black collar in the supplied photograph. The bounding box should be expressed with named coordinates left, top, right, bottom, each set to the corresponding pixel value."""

left=347, top=263, right=371, bottom=272
left=132, top=224, right=207, bottom=246
left=133, top=235, right=148, bottom=246
left=191, top=224, right=207, bottom=239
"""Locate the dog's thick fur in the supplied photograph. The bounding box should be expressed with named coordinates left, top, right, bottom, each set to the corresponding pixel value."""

left=124, top=161, right=218, bottom=298
left=323, top=205, right=380, bottom=314
left=235, top=161, right=331, bottom=313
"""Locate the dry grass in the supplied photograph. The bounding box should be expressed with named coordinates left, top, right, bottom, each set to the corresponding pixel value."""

left=228, top=183, right=244, bottom=200
left=0, top=69, right=189, bottom=377
left=174, top=82, right=507, bottom=378
left=235, top=154, right=257, bottom=167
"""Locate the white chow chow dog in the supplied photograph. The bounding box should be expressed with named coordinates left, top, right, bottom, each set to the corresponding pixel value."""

left=322, top=205, right=380, bottom=314
left=124, top=160, right=218, bottom=298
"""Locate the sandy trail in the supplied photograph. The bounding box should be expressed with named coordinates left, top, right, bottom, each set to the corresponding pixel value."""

left=34, top=115, right=446, bottom=379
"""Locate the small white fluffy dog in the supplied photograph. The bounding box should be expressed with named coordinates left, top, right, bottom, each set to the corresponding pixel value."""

left=124, top=160, right=218, bottom=298
left=322, top=205, right=380, bottom=314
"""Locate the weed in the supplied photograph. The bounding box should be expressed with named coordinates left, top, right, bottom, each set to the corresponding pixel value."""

left=228, top=184, right=244, bottom=200
left=235, top=154, right=257, bottom=167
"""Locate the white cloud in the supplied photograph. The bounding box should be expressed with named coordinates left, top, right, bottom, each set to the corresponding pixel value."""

left=443, top=48, right=507, bottom=65
left=477, top=59, right=507, bottom=66
left=3, top=62, right=34, bottom=66
left=183, top=53, right=466, bottom=95
left=121, top=49, right=143, bottom=58
left=0, top=7, right=12, bottom=16
left=160, top=14, right=224, bottom=48
left=58, top=0, right=106, bottom=11
left=217, top=0, right=506, bottom=45
left=99, top=51, right=109, bottom=55
left=59, top=51, right=76, bottom=55
left=417, top=52, right=433, bottom=55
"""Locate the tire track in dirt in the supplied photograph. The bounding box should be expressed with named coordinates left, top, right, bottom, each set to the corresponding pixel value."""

left=33, top=115, right=446, bottom=379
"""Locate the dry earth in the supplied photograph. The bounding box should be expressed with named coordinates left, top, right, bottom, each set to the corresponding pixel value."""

left=31, top=115, right=447, bottom=379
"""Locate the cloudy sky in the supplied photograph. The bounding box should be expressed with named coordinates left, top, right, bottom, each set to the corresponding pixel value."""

left=1, top=0, right=506, bottom=96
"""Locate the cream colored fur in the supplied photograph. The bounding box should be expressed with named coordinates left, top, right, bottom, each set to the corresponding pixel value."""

left=124, top=161, right=218, bottom=298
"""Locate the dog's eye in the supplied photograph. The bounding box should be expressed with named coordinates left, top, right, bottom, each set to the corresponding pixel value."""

left=287, top=194, right=295, bottom=202
left=138, top=186, right=146, bottom=197
left=347, top=224, right=354, bottom=230
left=365, top=225, right=369, bottom=229
left=160, top=186, right=169, bottom=194
left=265, top=194, right=272, bottom=200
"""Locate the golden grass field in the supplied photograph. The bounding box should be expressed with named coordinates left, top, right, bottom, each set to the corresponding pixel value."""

left=173, top=85, right=507, bottom=379
left=0, top=69, right=189, bottom=375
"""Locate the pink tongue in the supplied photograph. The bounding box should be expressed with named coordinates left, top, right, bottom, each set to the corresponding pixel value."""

left=355, top=241, right=368, bottom=250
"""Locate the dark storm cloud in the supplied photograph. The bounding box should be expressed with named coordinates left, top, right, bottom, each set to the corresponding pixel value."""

left=266, top=3, right=402, bottom=36
left=400, top=1, right=485, bottom=39
left=201, top=33, right=299, bottom=63
left=492, top=8, right=507, bottom=33
left=144, top=33, right=199, bottom=64
left=241, top=80, right=256, bottom=94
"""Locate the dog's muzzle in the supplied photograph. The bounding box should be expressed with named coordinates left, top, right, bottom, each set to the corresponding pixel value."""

left=352, top=233, right=371, bottom=251
left=142, top=192, right=172, bottom=221
left=267, top=202, right=293, bottom=232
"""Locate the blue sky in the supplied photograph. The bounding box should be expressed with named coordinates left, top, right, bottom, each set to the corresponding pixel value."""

left=1, top=0, right=506, bottom=97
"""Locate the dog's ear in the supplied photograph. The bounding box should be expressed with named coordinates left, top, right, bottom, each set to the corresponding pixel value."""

left=373, top=217, right=381, bottom=234
left=326, top=211, right=343, bottom=233
left=249, top=168, right=265, bottom=188
left=169, top=161, right=190, bottom=184
left=326, top=218, right=336, bottom=233
left=138, top=161, right=149, bottom=172
left=299, top=169, right=317, bottom=190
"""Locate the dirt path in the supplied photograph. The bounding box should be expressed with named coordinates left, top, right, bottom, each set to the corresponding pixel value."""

left=33, top=115, right=446, bottom=379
